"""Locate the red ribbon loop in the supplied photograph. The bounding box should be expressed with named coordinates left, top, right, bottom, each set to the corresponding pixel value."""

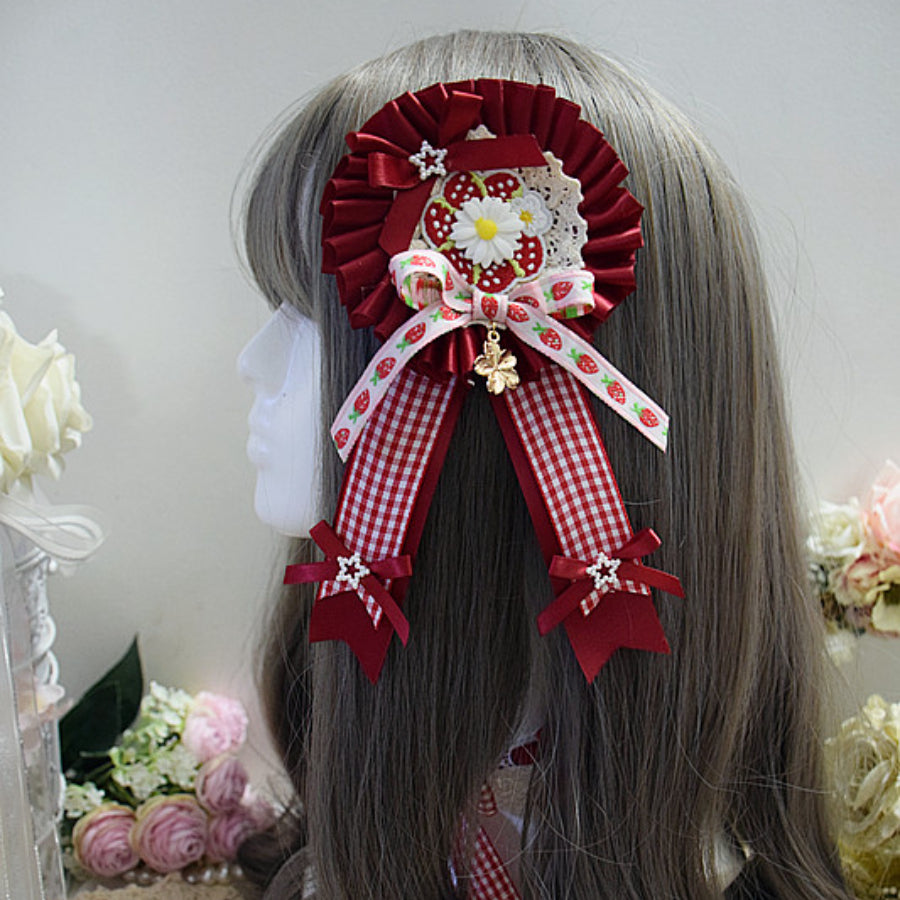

left=367, top=134, right=546, bottom=192
left=360, top=90, right=546, bottom=252
left=537, top=528, right=683, bottom=638
left=285, top=520, right=413, bottom=645
left=438, top=89, right=483, bottom=146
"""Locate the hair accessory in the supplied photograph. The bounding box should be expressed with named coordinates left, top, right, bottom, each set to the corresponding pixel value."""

left=302, top=79, right=683, bottom=683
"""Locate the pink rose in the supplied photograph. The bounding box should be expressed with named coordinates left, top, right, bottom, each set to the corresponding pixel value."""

left=241, top=785, right=277, bottom=830
left=131, top=794, right=207, bottom=873
left=196, top=754, right=249, bottom=813
left=72, top=803, right=139, bottom=878
left=182, top=692, right=248, bottom=762
left=206, top=808, right=258, bottom=862
left=867, top=462, right=900, bottom=563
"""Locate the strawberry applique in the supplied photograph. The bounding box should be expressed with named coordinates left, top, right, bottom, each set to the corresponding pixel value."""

left=506, top=305, right=531, bottom=323
left=430, top=306, right=463, bottom=323
left=532, top=322, right=562, bottom=351
left=632, top=403, right=659, bottom=428
left=480, top=295, right=499, bottom=319
left=602, top=375, right=626, bottom=404
left=397, top=322, right=427, bottom=351
left=568, top=348, right=599, bottom=374
left=421, top=170, right=545, bottom=293
left=348, top=390, right=370, bottom=422
left=546, top=281, right=574, bottom=307
left=370, top=357, right=396, bottom=385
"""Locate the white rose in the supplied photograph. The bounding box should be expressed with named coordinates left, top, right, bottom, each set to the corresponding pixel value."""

left=870, top=565, right=900, bottom=634
left=0, top=311, right=91, bottom=493
left=808, top=499, right=867, bottom=565
left=827, top=695, right=900, bottom=855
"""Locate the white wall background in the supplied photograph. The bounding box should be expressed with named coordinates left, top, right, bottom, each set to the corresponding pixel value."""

left=2, top=0, right=898, bottom=772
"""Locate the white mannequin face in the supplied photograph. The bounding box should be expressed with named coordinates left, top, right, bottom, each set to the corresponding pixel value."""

left=237, top=304, right=322, bottom=536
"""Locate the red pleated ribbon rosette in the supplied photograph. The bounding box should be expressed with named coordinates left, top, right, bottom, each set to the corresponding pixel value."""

left=320, top=79, right=643, bottom=383
left=303, top=79, right=682, bottom=686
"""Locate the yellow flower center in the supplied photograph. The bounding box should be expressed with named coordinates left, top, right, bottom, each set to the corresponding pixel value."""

left=519, top=209, right=534, bottom=225
left=474, top=217, right=498, bottom=240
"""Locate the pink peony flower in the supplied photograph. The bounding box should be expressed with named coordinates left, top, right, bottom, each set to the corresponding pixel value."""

left=131, top=794, right=207, bottom=873
left=867, top=462, right=900, bottom=563
left=195, top=754, right=249, bottom=814
left=181, top=692, right=248, bottom=762
left=72, top=803, right=140, bottom=878
left=205, top=808, right=258, bottom=862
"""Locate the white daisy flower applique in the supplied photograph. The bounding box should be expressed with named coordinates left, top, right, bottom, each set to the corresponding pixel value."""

left=510, top=190, right=552, bottom=236
left=449, top=196, right=524, bottom=267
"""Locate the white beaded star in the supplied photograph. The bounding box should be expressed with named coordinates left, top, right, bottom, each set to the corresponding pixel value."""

left=586, top=552, right=621, bottom=593
left=408, top=140, right=448, bottom=181
left=335, top=552, right=370, bottom=591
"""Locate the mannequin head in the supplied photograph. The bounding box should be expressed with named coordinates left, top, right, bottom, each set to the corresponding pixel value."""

left=238, top=304, right=322, bottom=536
left=238, top=31, right=848, bottom=900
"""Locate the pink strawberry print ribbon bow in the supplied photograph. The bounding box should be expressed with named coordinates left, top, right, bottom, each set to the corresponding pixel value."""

left=331, top=250, right=669, bottom=461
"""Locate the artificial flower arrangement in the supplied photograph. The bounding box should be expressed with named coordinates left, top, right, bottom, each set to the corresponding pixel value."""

left=809, top=462, right=900, bottom=645
left=827, top=695, right=900, bottom=899
left=60, top=642, right=274, bottom=886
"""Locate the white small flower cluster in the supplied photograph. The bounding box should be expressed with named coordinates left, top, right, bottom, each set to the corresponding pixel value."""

left=64, top=781, right=106, bottom=817
left=154, top=743, right=198, bottom=790
left=107, top=681, right=200, bottom=800
left=112, top=761, right=164, bottom=802
left=142, top=681, right=193, bottom=731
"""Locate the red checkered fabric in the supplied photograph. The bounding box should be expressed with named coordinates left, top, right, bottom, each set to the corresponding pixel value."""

left=503, top=366, right=646, bottom=603
left=470, top=825, right=522, bottom=900
left=477, top=782, right=499, bottom=817
left=318, top=368, right=459, bottom=623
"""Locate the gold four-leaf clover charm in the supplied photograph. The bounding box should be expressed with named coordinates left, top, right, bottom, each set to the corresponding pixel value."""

left=474, top=324, right=520, bottom=395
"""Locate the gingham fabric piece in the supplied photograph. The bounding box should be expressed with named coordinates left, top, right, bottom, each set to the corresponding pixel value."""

left=503, top=366, right=647, bottom=604
left=318, top=367, right=458, bottom=624
left=470, top=826, right=522, bottom=900
left=477, top=782, right=499, bottom=817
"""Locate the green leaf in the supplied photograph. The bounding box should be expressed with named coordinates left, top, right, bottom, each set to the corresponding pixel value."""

left=60, top=637, right=144, bottom=777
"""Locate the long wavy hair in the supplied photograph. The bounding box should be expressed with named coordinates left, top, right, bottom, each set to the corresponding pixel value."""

left=237, top=31, right=849, bottom=899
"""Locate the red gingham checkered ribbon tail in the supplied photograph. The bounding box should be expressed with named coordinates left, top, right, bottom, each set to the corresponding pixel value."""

left=285, top=520, right=413, bottom=643
left=315, top=369, right=466, bottom=684
left=470, top=825, right=522, bottom=900
left=537, top=528, right=684, bottom=636
left=499, top=368, right=677, bottom=682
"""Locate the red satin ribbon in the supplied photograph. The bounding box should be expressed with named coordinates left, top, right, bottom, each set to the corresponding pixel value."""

left=368, top=134, right=548, bottom=190
left=285, top=520, right=413, bottom=645
left=536, top=528, right=684, bottom=638
left=358, top=89, right=547, bottom=255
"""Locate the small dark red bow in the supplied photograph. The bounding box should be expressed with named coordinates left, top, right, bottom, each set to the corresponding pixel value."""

left=351, top=88, right=547, bottom=255
left=284, top=520, right=413, bottom=683
left=537, top=528, right=684, bottom=682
